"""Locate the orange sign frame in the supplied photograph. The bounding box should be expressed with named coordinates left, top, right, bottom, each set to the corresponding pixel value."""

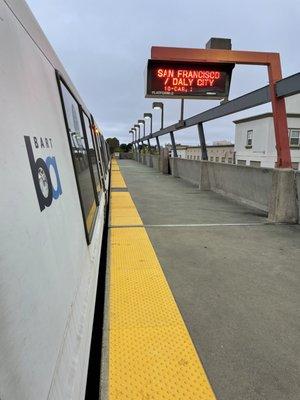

left=152, top=46, right=292, bottom=168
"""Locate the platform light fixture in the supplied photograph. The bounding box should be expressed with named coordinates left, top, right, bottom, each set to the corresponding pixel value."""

left=134, top=124, right=140, bottom=140
left=131, top=127, right=136, bottom=142
left=138, top=119, right=145, bottom=137
left=143, top=113, right=153, bottom=135
left=152, top=102, right=164, bottom=130
left=129, top=129, right=134, bottom=143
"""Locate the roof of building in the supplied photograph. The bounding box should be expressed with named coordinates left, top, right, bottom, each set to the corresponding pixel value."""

left=233, top=113, right=300, bottom=124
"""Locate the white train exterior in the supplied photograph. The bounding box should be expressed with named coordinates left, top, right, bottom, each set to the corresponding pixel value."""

left=0, top=1, right=110, bottom=399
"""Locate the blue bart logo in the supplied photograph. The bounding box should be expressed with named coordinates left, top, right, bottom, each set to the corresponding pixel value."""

left=24, top=135, right=62, bottom=211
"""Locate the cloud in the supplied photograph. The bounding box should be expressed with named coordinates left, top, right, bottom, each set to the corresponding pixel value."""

left=26, top=0, right=300, bottom=144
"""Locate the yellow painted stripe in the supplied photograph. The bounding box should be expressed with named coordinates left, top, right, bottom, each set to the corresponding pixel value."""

left=108, top=164, right=216, bottom=400
left=111, top=170, right=126, bottom=188
left=110, top=192, right=142, bottom=226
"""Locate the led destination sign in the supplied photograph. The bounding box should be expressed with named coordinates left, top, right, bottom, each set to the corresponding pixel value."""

left=146, top=59, right=234, bottom=99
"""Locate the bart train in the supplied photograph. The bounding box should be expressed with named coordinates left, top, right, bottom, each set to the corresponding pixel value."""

left=0, top=1, right=110, bottom=399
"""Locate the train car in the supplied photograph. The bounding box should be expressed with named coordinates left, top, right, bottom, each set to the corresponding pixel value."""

left=0, top=1, right=110, bottom=399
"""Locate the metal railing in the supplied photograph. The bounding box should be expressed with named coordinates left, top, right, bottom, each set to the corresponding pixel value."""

left=132, top=72, right=300, bottom=161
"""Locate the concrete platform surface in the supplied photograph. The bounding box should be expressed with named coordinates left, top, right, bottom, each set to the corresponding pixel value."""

left=118, top=159, right=300, bottom=400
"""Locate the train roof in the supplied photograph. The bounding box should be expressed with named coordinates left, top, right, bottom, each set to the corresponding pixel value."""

left=5, top=0, right=98, bottom=124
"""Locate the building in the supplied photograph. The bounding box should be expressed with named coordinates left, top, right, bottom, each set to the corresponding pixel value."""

left=234, top=113, right=300, bottom=169
left=169, top=141, right=234, bottom=164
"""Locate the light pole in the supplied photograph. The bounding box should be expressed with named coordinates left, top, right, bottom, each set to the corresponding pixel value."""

left=131, top=128, right=137, bottom=158
left=152, top=102, right=164, bottom=130
left=144, top=113, right=153, bottom=134
left=129, top=129, right=134, bottom=144
left=138, top=119, right=145, bottom=137
left=134, top=124, right=140, bottom=141
left=138, top=119, right=146, bottom=155
left=131, top=127, right=136, bottom=143
left=134, top=124, right=141, bottom=161
left=152, top=102, right=163, bottom=151
left=144, top=113, right=152, bottom=151
left=129, top=129, right=136, bottom=154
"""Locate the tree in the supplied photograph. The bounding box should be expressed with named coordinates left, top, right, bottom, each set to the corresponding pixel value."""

left=106, top=137, right=120, bottom=154
left=119, top=143, right=128, bottom=152
left=119, top=143, right=133, bottom=152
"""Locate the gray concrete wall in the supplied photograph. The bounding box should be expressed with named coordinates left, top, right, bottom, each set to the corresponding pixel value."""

left=170, top=158, right=202, bottom=186
left=152, top=155, right=160, bottom=172
left=207, top=162, right=273, bottom=212
left=135, top=156, right=299, bottom=222
left=119, top=152, right=133, bottom=159
left=170, top=158, right=273, bottom=212
left=145, top=154, right=153, bottom=168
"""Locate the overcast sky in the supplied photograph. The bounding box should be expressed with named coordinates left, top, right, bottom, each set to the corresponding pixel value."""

left=27, top=0, right=300, bottom=145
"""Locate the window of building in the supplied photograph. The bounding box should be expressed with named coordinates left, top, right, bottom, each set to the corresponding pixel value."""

left=291, top=162, right=299, bottom=170
left=289, top=129, right=300, bottom=146
left=215, top=157, right=219, bottom=162
left=221, top=157, right=225, bottom=163
left=237, top=160, right=246, bottom=166
left=210, top=156, right=214, bottom=162
left=197, top=156, right=200, bottom=160
left=58, top=78, right=99, bottom=243
left=228, top=158, right=233, bottom=164
left=250, top=161, right=261, bottom=167
left=246, top=130, right=253, bottom=147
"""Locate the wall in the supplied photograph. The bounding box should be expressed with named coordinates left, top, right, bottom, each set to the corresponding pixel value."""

left=145, top=154, right=153, bottom=167
left=119, top=152, right=133, bottom=159
left=170, top=158, right=273, bottom=212
left=134, top=154, right=299, bottom=221
left=207, top=162, right=273, bottom=212
left=171, top=158, right=202, bottom=186
left=152, top=155, right=160, bottom=171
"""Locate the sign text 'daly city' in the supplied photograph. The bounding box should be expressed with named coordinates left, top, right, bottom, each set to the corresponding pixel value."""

left=146, top=60, right=234, bottom=99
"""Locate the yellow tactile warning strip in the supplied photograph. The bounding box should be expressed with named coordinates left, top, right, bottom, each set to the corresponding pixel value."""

left=108, top=160, right=216, bottom=400
left=110, top=192, right=143, bottom=227
left=111, top=169, right=127, bottom=188
left=111, top=159, right=120, bottom=171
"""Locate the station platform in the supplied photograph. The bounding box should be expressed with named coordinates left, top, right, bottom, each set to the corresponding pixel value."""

left=102, top=159, right=300, bottom=400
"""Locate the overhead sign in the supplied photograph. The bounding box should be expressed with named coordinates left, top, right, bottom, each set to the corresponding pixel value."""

left=146, top=59, right=234, bottom=99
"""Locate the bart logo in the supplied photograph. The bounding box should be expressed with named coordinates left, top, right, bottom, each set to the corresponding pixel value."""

left=24, top=135, right=62, bottom=211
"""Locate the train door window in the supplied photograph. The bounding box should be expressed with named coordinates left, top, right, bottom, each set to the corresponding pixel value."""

left=94, top=132, right=106, bottom=188
left=100, top=135, right=107, bottom=165
left=58, top=79, right=98, bottom=242
left=100, top=135, right=108, bottom=172
left=82, top=112, right=102, bottom=195
left=98, top=137, right=106, bottom=178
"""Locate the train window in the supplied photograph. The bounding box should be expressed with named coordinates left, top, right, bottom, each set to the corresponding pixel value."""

left=101, top=135, right=109, bottom=171
left=99, top=135, right=108, bottom=173
left=58, top=79, right=98, bottom=243
left=95, top=134, right=106, bottom=182
left=82, top=112, right=102, bottom=194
